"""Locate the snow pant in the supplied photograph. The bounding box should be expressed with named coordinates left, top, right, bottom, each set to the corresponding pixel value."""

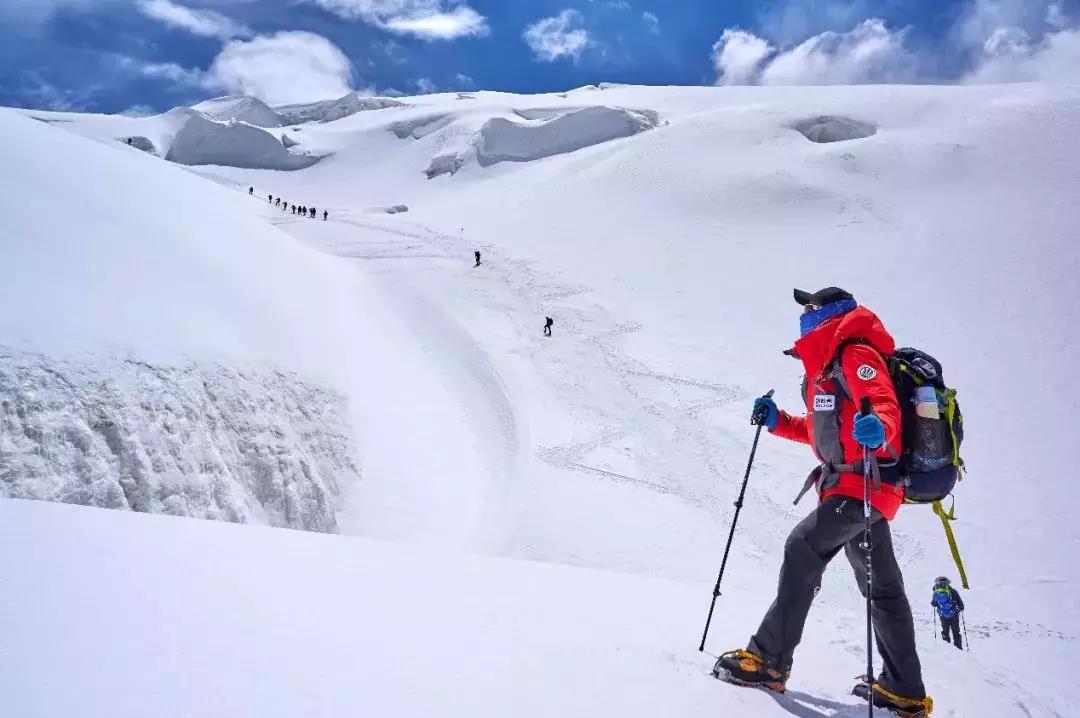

left=747, top=495, right=925, bottom=698
left=940, top=615, right=962, bottom=650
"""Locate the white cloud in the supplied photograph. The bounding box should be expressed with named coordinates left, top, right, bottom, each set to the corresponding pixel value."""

left=761, top=18, right=916, bottom=84
left=121, top=104, right=158, bottom=117
left=758, top=0, right=873, bottom=47
left=642, top=11, right=660, bottom=34
left=712, top=29, right=773, bottom=85
left=414, top=77, right=439, bottom=93
left=141, top=60, right=208, bottom=84
left=302, top=0, right=488, bottom=40
left=965, top=26, right=1080, bottom=82
left=15, top=70, right=99, bottom=111
left=379, top=38, right=410, bottom=64
left=381, top=6, right=487, bottom=40
left=454, top=72, right=476, bottom=88
left=114, top=54, right=208, bottom=86
left=957, top=0, right=1080, bottom=83
left=711, top=19, right=917, bottom=86
left=207, top=31, right=354, bottom=105
left=1046, top=2, right=1067, bottom=30
left=523, top=10, right=591, bottom=62
left=953, top=0, right=1053, bottom=49
left=135, top=0, right=251, bottom=40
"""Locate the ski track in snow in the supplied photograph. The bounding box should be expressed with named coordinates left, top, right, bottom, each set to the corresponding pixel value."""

left=265, top=204, right=940, bottom=582
left=278, top=208, right=755, bottom=520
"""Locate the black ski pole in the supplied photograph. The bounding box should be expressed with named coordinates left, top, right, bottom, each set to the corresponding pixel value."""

left=961, top=612, right=970, bottom=652
left=860, top=396, right=877, bottom=718
left=698, top=389, right=774, bottom=653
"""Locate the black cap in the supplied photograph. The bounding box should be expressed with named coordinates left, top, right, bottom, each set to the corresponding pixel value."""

left=793, top=287, right=855, bottom=307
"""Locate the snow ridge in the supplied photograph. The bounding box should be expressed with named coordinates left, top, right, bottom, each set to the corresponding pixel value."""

left=275, top=93, right=407, bottom=125
left=192, top=96, right=282, bottom=128
left=165, top=113, right=321, bottom=169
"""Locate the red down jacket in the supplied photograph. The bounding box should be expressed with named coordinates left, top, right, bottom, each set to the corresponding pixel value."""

left=771, top=305, right=905, bottom=520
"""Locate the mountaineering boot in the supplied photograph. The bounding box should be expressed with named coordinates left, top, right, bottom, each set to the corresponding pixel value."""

left=852, top=679, right=933, bottom=717
left=713, top=649, right=789, bottom=693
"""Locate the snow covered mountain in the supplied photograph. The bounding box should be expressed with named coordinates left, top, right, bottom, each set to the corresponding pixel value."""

left=192, top=95, right=283, bottom=128
left=2, top=82, right=1079, bottom=717
left=274, top=92, right=407, bottom=125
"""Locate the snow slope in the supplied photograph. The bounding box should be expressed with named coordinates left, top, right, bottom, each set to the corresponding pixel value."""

left=2, top=498, right=1072, bottom=718
left=0, top=108, right=363, bottom=527
left=4, top=82, right=1080, bottom=717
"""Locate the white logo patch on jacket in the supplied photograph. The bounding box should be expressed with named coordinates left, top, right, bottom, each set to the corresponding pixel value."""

left=814, top=394, right=836, bottom=411
left=857, top=364, right=877, bottom=381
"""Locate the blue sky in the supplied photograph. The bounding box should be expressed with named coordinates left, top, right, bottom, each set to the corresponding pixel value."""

left=1, top=0, right=1077, bottom=113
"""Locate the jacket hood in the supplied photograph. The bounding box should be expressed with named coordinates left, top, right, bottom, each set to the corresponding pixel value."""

left=789, top=305, right=895, bottom=378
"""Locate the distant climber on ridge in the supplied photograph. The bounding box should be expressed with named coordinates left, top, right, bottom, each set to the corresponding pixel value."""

left=310, top=207, right=316, bottom=218
left=544, top=316, right=553, bottom=337
left=474, top=250, right=481, bottom=267
left=714, top=287, right=932, bottom=717
left=323, top=210, right=328, bottom=221
left=249, top=187, right=253, bottom=195
left=931, top=577, right=965, bottom=650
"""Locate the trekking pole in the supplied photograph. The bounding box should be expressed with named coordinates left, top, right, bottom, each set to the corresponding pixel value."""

left=698, top=389, right=774, bottom=652
left=860, top=397, right=878, bottom=717
left=961, top=613, right=970, bottom=653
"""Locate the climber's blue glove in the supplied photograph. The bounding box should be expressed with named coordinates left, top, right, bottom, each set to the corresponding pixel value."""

left=753, top=395, right=779, bottom=430
left=852, top=412, right=885, bottom=449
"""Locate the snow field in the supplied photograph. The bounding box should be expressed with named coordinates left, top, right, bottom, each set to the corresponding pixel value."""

left=1, top=498, right=1071, bottom=718
left=3, top=81, right=1080, bottom=717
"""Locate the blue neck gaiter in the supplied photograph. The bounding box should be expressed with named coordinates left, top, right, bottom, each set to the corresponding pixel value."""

left=800, top=299, right=858, bottom=336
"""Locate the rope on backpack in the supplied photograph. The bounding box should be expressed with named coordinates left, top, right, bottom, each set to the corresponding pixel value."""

left=933, top=498, right=969, bottom=589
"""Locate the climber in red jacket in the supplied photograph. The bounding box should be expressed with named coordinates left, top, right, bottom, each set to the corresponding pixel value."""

left=715, top=287, right=931, bottom=717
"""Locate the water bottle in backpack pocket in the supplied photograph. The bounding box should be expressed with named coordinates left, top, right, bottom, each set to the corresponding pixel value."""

left=899, top=376, right=963, bottom=504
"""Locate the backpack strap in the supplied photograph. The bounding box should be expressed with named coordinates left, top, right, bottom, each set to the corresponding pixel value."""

left=933, top=498, right=970, bottom=589
left=828, top=340, right=900, bottom=464
left=793, top=460, right=868, bottom=505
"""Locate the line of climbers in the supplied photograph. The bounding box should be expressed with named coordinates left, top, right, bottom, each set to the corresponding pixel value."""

left=252, top=190, right=556, bottom=340
left=251, top=187, right=327, bottom=221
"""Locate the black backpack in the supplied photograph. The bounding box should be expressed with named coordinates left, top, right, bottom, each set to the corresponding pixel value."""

left=886, top=348, right=965, bottom=501
left=834, top=344, right=970, bottom=587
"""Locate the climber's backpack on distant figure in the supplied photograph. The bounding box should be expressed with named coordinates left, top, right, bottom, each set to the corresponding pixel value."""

left=832, top=343, right=969, bottom=588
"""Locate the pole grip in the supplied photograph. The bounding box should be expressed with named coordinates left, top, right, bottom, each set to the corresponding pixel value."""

left=751, top=389, right=776, bottom=426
